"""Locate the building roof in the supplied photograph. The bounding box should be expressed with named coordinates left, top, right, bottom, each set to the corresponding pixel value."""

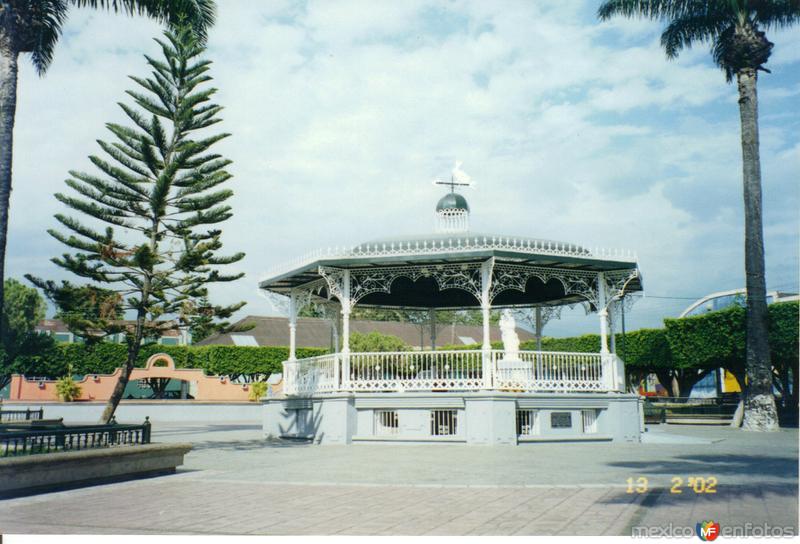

left=35, top=319, right=71, bottom=334
left=197, top=315, right=535, bottom=349
left=35, top=319, right=183, bottom=337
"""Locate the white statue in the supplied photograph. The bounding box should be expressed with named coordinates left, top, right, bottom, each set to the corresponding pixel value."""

left=499, top=309, right=520, bottom=360
left=451, top=160, right=471, bottom=184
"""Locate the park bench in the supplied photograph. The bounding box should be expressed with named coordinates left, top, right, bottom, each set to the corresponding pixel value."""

left=0, top=418, right=65, bottom=432
left=665, top=412, right=733, bottom=425
left=643, top=397, right=738, bottom=425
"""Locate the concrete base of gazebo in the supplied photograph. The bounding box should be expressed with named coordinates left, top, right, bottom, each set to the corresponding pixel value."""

left=263, top=392, right=642, bottom=445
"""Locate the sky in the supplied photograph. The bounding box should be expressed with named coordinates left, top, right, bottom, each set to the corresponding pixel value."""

left=6, top=1, right=799, bottom=338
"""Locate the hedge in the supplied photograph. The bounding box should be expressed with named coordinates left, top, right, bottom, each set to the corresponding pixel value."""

left=663, top=301, right=799, bottom=379
left=438, top=302, right=799, bottom=376
left=15, top=301, right=798, bottom=383
left=663, top=305, right=744, bottom=374
left=439, top=329, right=670, bottom=370
left=17, top=343, right=328, bottom=379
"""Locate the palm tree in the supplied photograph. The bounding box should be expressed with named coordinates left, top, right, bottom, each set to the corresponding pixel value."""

left=598, top=0, right=799, bottom=431
left=0, top=0, right=215, bottom=330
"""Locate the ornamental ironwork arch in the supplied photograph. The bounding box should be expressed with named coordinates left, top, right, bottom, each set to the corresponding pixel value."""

left=309, top=262, right=638, bottom=312
left=318, top=264, right=485, bottom=310
left=489, top=263, right=601, bottom=306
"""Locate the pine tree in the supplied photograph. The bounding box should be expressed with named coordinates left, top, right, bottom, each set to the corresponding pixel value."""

left=180, top=295, right=251, bottom=343
left=28, top=25, right=244, bottom=423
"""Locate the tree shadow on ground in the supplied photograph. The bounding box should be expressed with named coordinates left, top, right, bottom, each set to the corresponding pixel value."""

left=600, top=483, right=799, bottom=507
left=600, top=453, right=798, bottom=503
left=152, top=423, right=263, bottom=435
left=186, top=437, right=314, bottom=452
left=606, top=453, right=798, bottom=479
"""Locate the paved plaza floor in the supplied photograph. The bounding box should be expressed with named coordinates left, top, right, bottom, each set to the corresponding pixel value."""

left=1, top=423, right=797, bottom=536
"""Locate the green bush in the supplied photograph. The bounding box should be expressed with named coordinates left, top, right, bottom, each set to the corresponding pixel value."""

left=55, top=375, right=82, bottom=401
left=349, top=331, right=410, bottom=352
left=248, top=382, right=268, bottom=402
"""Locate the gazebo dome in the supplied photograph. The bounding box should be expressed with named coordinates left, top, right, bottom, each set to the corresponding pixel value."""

left=436, top=192, right=469, bottom=212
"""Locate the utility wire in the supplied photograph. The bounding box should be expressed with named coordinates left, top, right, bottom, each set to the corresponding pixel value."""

left=643, top=295, right=700, bottom=300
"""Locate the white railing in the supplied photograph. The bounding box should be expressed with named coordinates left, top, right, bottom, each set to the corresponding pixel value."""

left=289, top=353, right=340, bottom=396
left=348, top=350, right=485, bottom=392
left=492, top=350, right=605, bottom=392
left=284, top=349, right=611, bottom=396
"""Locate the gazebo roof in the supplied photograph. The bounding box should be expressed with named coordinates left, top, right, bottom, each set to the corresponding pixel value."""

left=259, top=231, right=642, bottom=310
left=436, top=192, right=470, bottom=212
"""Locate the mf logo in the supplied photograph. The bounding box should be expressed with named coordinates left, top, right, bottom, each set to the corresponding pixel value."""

left=697, top=520, right=721, bottom=541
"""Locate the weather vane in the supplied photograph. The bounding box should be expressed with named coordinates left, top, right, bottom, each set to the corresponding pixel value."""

left=433, top=160, right=475, bottom=193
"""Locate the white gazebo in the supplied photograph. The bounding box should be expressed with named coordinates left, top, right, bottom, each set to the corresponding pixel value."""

left=260, top=172, right=644, bottom=445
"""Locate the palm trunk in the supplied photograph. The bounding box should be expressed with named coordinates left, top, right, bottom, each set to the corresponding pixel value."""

left=0, top=40, right=18, bottom=330
left=737, top=68, right=778, bottom=431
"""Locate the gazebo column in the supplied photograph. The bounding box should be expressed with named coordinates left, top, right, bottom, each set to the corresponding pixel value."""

left=429, top=309, right=437, bottom=350
left=480, top=259, right=494, bottom=389
left=535, top=307, right=543, bottom=352
left=326, top=303, right=341, bottom=388
left=284, top=291, right=298, bottom=395
left=596, top=272, right=623, bottom=391
left=340, top=270, right=352, bottom=390
left=609, top=301, right=617, bottom=354
left=288, top=291, right=298, bottom=361
left=333, top=307, right=341, bottom=353
left=596, top=272, right=610, bottom=355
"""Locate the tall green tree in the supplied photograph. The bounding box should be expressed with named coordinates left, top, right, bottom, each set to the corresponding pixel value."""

left=2, top=277, right=44, bottom=334
left=0, top=1, right=215, bottom=337
left=1, top=277, right=52, bottom=389
left=598, top=0, right=799, bottom=431
left=29, top=25, right=244, bottom=422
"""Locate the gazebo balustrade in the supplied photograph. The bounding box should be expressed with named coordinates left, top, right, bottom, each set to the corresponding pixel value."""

left=284, top=349, right=622, bottom=396
left=273, top=253, right=640, bottom=398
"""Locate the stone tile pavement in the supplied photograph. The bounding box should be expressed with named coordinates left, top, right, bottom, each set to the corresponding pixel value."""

left=0, top=476, right=645, bottom=535
left=0, top=423, right=796, bottom=536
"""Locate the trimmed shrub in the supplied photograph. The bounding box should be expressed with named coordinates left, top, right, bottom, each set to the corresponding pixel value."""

left=664, top=300, right=799, bottom=383
left=664, top=304, right=745, bottom=374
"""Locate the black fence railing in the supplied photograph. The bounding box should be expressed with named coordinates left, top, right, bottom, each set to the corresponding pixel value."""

left=0, top=417, right=152, bottom=457
left=0, top=408, right=44, bottom=422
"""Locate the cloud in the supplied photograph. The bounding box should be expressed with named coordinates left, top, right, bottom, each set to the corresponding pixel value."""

left=6, top=1, right=799, bottom=338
